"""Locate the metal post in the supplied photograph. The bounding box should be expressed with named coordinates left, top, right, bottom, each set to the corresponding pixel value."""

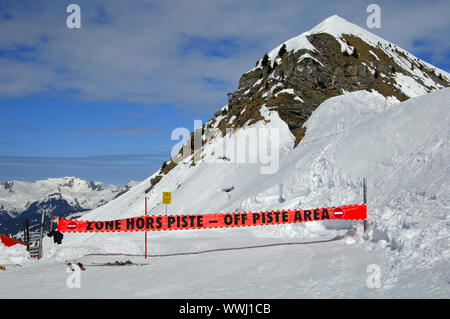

left=23, top=219, right=30, bottom=252
left=145, top=196, right=148, bottom=260
left=38, top=210, right=45, bottom=260
left=363, top=178, right=368, bottom=232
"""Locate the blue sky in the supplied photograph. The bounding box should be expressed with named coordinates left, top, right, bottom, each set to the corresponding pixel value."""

left=0, top=95, right=208, bottom=184
left=1, top=0, right=449, bottom=185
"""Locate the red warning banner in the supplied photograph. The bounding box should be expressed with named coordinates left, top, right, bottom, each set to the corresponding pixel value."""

left=0, top=234, right=27, bottom=247
left=57, top=204, right=366, bottom=233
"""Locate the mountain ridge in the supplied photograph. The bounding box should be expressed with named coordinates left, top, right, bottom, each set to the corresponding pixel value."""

left=0, top=176, right=138, bottom=235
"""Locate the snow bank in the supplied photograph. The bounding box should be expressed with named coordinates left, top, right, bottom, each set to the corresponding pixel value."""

left=283, top=88, right=449, bottom=273
left=0, top=242, right=29, bottom=265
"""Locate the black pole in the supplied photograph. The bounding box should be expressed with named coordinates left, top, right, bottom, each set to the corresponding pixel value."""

left=363, top=178, right=368, bottom=232
left=23, top=219, right=30, bottom=252
left=38, top=211, right=45, bottom=259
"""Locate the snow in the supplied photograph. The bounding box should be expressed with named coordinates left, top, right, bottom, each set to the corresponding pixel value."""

left=268, top=34, right=317, bottom=63
left=369, top=50, right=379, bottom=60
left=274, top=88, right=304, bottom=102
left=0, top=242, right=29, bottom=265
left=0, top=240, right=389, bottom=298
left=310, top=15, right=386, bottom=49
left=252, top=78, right=263, bottom=87
left=1, top=88, right=448, bottom=298
left=311, top=15, right=449, bottom=96
left=249, top=15, right=449, bottom=99
left=297, top=53, right=325, bottom=67
left=310, top=15, right=449, bottom=91
left=393, top=72, right=429, bottom=97
left=252, top=27, right=317, bottom=70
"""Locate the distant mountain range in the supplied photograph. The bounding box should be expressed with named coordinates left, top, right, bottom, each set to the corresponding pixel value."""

left=0, top=176, right=139, bottom=235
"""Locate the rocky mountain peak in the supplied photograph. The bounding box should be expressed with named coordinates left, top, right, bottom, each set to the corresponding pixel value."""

left=145, top=15, right=449, bottom=193
left=211, top=15, right=449, bottom=145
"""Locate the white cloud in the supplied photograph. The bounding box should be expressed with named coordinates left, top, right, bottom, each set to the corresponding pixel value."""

left=0, top=0, right=448, bottom=113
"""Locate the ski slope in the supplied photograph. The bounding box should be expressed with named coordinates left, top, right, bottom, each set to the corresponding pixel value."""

left=1, top=88, right=449, bottom=298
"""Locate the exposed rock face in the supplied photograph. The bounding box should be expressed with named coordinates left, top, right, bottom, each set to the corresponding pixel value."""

left=217, top=33, right=448, bottom=147
left=145, top=15, right=449, bottom=193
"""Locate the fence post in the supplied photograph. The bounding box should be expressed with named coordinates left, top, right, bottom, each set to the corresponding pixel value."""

left=363, top=178, right=368, bottom=232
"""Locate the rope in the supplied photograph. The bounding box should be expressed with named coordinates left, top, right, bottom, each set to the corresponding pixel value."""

left=85, top=234, right=346, bottom=258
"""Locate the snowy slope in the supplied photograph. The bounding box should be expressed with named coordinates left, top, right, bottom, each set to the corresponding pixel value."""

left=1, top=88, right=448, bottom=298
left=59, top=88, right=449, bottom=279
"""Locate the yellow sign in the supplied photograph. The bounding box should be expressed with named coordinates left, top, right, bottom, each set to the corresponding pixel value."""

left=162, top=192, right=171, bottom=205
